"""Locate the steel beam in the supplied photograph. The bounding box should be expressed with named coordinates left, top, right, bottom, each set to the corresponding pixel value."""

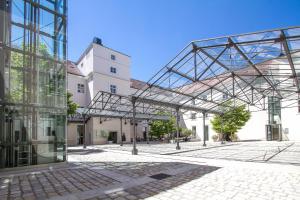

left=228, top=38, right=282, bottom=98
left=280, top=31, right=300, bottom=93
left=169, top=67, right=252, bottom=105
left=198, top=46, right=267, bottom=100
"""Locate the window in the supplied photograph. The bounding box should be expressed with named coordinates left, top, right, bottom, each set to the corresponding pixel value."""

left=298, top=100, right=300, bottom=113
left=111, top=54, right=116, bottom=60
left=77, top=84, right=84, bottom=93
left=110, top=67, right=117, bottom=74
left=80, top=63, right=83, bottom=67
left=110, top=85, right=117, bottom=94
left=192, top=126, right=196, bottom=137
left=191, top=113, right=196, bottom=120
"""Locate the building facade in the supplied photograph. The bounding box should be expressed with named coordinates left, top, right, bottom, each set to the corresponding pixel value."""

left=67, top=39, right=147, bottom=146
left=68, top=40, right=300, bottom=146
left=0, top=0, right=67, bottom=169
left=183, top=58, right=300, bottom=142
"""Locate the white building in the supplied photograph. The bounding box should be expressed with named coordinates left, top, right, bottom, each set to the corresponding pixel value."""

left=183, top=58, right=300, bottom=142
left=67, top=38, right=300, bottom=146
left=67, top=38, right=147, bottom=146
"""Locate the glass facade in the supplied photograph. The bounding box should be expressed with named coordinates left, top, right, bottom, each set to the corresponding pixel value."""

left=268, top=96, right=281, bottom=125
left=0, top=0, right=67, bottom=168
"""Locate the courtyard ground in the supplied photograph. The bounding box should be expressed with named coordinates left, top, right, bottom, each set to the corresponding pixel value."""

left=1, top=141, right=300, bottom=200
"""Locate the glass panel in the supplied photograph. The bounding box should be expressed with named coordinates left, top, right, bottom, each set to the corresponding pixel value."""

left=0, top=0, right=67, bottom=169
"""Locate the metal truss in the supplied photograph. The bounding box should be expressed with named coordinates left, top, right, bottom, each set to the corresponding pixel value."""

left=78, top=27, right=300, bottom=153
left=132, top=26, right=300, bottom=114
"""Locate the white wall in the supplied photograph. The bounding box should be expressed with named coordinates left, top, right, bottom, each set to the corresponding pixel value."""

left=183, top=102, right=300, bottom=142
left=237, top=108, right=268, bottom=141
left=67, top=74, right=87, bottom=107
left=93, top=73, right=130, bottom=96
left=77, top=48, right=94, bottom=76
left=281, top=100, right=300, bottom=141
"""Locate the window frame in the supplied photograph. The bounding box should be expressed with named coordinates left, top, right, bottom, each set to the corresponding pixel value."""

left=191, top=113, right=196, bottom=120
left=110, top=84, right=117, bottom=94
left=77, top=83, right=84, bottom=93
left=110, top=66, right=117, bottom=74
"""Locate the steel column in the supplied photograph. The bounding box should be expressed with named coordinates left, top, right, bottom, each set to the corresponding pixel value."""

left=203, top=112, right=206, bottom=147
left=132, top=99, right=138, bottom=155
left=176, top=107, right=181, bottom=150
left=83, top=114, right=87, bottom=149
left=120, top=118, right=123, bottom=146
left=146, top=120, right=149, bottom=144
left=221, top=115, right=224, bottom=144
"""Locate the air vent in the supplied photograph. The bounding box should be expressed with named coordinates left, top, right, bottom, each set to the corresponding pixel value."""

left=149, top=173, right=172, bottom=180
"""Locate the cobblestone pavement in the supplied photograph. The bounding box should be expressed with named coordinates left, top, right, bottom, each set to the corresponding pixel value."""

left=92, top=141, right=300, bottom=165
left=0, top=142, right=300, bottom=200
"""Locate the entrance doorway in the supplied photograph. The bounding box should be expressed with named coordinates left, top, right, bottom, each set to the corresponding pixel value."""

left=77, top=125, right=84, bottom=145
left=108, top=132, right=118, bottom=143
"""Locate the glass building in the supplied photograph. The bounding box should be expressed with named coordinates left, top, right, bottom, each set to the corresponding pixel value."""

left=0, top=0, right=67, bottom=168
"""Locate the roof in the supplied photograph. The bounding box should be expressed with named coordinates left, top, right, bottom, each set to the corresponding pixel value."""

left=67, top=60, right=84, bottom=76
left=130, top=78, right=148, bottom=90
left=76, top=40, right=131, bottom=65
left=131, top=26, right=300, bottom=114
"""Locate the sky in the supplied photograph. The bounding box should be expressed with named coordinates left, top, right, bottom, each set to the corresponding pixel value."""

left=68, top=0, right=300, bottom=81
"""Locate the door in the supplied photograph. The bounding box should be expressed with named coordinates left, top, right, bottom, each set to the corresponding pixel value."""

left=77, top=125, right=84, bottom=145
left=109, top=132, right=118, bottom=143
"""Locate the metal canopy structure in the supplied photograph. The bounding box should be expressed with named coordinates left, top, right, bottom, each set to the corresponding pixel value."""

left=77, top=27, right=300, bottom=154
left=132, top=26, right=300, bottom=114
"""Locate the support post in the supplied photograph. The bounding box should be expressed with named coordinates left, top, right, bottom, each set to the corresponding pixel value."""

left=203, top=112, right=206, bottom=147
left=132, top=98, right=138, bottom=155
left=221, top=115, right=225, bottom=144
left=176, top=107, right=181, bottom=150
left=120, top=118, right=123, bottom=146
left=83, top=114, right=87, bottom=149
left=146, top=120, right=149, bottom=144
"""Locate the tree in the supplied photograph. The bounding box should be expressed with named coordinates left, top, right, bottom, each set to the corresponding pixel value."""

left=211, top=102, right=251, bottom=141
left=67, top=92, right=78, bottom=115
left=181, top=128, right=193, bottom=141
left=149, top=112, right=176, bottom=140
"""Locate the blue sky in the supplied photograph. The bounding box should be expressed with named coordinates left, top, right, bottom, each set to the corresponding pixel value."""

left=68, top=0, right=300, bottom=81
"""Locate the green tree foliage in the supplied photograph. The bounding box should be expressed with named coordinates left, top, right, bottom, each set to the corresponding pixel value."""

left=149, top=112, right=176, bottom=139
left=182, top=128, right=193, bottom=138
left=211, top=102, right=251, bottom=141
left=7, top=43, right=53, bottom=102
left=67, top=92, right=78, bottom=115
